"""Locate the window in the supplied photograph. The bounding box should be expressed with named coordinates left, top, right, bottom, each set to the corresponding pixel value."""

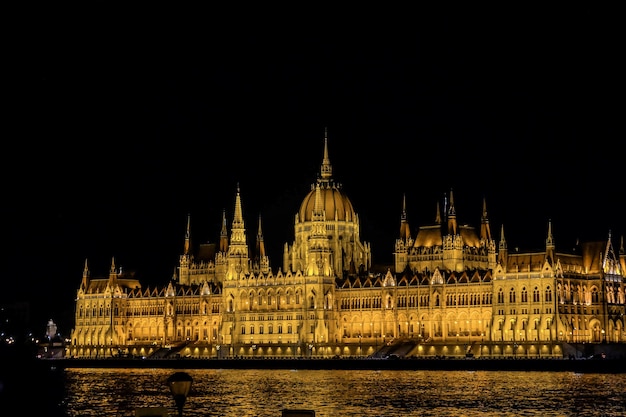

left=533, top=287, right=540, bottom=303
left=545, top=286, right=552, bottom=302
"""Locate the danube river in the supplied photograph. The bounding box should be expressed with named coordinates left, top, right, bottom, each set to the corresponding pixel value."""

left=39, top=367, right=626, bottom=416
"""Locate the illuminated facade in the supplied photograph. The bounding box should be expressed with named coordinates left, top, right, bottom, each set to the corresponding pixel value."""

left=69, top=134, right=626, bottom=359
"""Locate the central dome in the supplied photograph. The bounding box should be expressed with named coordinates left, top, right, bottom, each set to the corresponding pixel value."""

left=298, top=182, right=356, bottom=222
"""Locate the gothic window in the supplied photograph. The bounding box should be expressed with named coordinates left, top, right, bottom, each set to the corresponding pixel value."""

left=268, top=324, right=273, bottom=334
left=521, top=287, right=528, bottom=303
left=498, top=289, right=504, bottom=304
left=533, top=287, right=540, bottom=303
left=250, top=326, right=254, bottom=335
left=287, top=324, right=292, bottom=334
left=509, top=288, right=516, bottom=303
left=259, top=325, right=264, bottom=334
left=241, top=326, right=246, bottom=335
left=545, top=286, right=552, bottom=302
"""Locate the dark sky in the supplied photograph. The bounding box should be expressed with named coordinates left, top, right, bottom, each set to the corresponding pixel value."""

left=4, top=10, right=624, bottom=334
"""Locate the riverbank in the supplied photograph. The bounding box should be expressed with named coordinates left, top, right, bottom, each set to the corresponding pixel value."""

left=40, top=356, right=626, bottom=373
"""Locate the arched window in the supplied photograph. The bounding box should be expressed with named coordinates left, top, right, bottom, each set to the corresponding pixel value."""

left=533, top=287, right=540, bottom=303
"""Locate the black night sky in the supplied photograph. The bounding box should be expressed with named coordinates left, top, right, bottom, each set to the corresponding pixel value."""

left=3, top=9, right=624, bottom=336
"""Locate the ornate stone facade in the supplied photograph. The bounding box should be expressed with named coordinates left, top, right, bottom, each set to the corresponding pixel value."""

left=69, top=134, right=626, bottom=359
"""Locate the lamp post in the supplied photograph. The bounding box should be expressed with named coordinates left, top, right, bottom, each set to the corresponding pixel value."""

left=167, top=372, right=193, bottom=417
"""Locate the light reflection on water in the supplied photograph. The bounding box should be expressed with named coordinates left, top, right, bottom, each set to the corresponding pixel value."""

left=59, top=368, right=626, bottom=416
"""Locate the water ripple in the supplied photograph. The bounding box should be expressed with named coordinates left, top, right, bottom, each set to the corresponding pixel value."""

left=52, top=368, right=626, bottom=416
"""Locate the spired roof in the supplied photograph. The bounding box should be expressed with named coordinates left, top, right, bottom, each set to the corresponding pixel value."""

left=413, top=224, right=481, bottom=248
left=297, top=132, right=356, bottom=223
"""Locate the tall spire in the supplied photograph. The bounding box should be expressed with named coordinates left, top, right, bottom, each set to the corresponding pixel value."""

left=447, top=189, right=457, bottom=235
left=435, top=201, right=442, bottom=224
left=399, top=193, right=411, bottom=241
left=498, top=224, right=508, bottom=266
left=219, top=209, right=229, bottom=253
left=480, top=197, right=492, bottom=241
left=320, top=127, right=332, bottom=182
left=546, top=219, right=555, bottom=264
left=230, top=183, right=246, bottom=245
left=108, top=256, right=118, bottom=285
left=183, top=213, right=191, bottom=256
left=81, top=258, right=90, bottom=291
left=256, top=214, right=266, bottom=259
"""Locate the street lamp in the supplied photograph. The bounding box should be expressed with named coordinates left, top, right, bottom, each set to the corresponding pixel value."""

left=167, top=372, right=193, bottom=417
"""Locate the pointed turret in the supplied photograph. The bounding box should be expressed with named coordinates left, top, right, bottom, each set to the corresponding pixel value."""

left=219, top=209, right=229, bottom=253
left=399, top=193, right=411, bottom=241
left=256, top=214, right=265, bottom=259
left=320, top=127, right=332, bottom=182
left=546, top=219, right=555, bottom=264
left=480, top=197, right=492, bottom=242
left=227, top=184, right=249, bottom=278
left=108, top=256, right=118, bottom=286
left=498, top=224, right=508, bottom=267
left=447, top=189, right=458, bottom=236
left=253, top=214, right=270, bottom=274
left=80, top=258, right=90, bottom=292
left=183, top=213, right=191, bottom=256
left=435, top=201, right=442, bottom=224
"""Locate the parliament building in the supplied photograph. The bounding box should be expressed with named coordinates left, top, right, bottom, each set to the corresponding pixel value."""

left=69, top=135, right=626, bottom=359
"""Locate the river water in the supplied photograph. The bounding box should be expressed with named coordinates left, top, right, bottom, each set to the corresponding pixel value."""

left=47, top=368, right=626, bottom=416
